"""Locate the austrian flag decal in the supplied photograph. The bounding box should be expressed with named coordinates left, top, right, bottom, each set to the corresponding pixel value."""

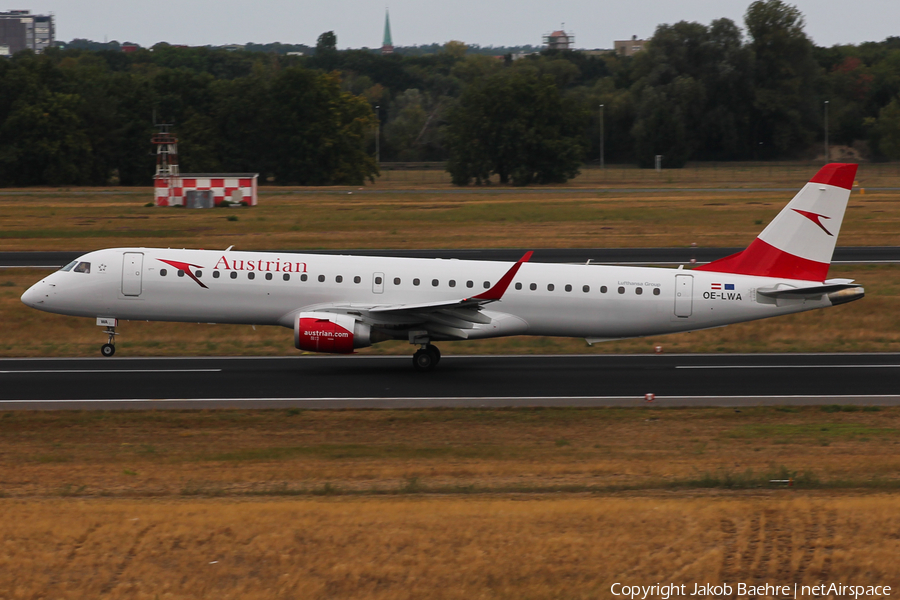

left=710, top=283, right=734, bottom=290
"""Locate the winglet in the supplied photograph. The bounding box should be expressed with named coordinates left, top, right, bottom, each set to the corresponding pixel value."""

left=472, top=251, right=533, bottom=301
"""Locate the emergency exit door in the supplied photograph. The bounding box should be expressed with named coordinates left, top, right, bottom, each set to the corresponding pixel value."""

left=122, top=252, right=144, bottom=296
left=372, top=272, right=384, bottom=294
left=674, top=274, right=693, bottom=318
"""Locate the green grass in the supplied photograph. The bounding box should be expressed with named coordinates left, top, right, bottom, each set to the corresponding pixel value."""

left=726, top=422, right=898, bottom=441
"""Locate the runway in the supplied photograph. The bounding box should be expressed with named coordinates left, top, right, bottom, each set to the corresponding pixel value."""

left=1, top=354, right=897, bottom=410
left=3, top=247, right=900, bottom=269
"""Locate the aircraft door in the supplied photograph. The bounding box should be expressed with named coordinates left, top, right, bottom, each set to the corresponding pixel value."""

left=372, top=272, right=384, bottom=294
left=674, top=274, right=693, bottom=318
left=122, top=252, right=144, bottom=297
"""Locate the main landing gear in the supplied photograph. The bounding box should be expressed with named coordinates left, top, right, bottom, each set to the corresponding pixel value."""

left=412, top=343, right=441, bottom=372
left=97, top=317, right=118, bottom=357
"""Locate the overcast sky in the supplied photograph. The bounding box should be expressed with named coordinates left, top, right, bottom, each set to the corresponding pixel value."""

left=26, top=0, right=899, bottom=50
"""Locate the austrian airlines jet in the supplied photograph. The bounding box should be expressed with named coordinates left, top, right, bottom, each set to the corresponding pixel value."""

left=21, top=163, right=864, bottom=371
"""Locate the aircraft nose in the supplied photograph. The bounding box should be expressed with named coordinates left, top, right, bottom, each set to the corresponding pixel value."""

left=21, top=282, right=46, bottom=308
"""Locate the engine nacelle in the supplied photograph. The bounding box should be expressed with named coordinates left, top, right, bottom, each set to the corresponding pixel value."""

left=294, top=312, right=372, bottom=354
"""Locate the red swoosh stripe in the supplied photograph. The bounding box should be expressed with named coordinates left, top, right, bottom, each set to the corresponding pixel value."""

left=158, top=259, right=208, bottom=289
left=792, top=209, right=833, bottom=236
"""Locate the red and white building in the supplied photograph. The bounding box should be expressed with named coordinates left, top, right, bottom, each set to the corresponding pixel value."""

left=154, top=173, right=259, bottom=207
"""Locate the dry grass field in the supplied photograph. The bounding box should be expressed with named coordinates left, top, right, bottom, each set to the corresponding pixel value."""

left=1, top=495, right=899, bottom=600
left=1, top=407, right=899, bottom=598
left=1, top=165, right=898, bottom=253
left=2, top=406, right=899, bottom=497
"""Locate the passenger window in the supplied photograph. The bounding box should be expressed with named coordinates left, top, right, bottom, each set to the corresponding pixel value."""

left=583, top=285, right=590, bottom=293
left=466, top=281, right=474, bottom=288
left=300, top=274, right=308, bottom=282
left=354, top=276, right=361, bottom=284
left=653, top=288, right=661, bottom=296
left=196, top=271, right=203, bottom=278
left=375, top=276, right=382, bottom=285
left=283, top=274, right=290, bottom=281
left=60, top=261, right=77, bottom=272
left=483, top=281, right=490, bottom=289
left=394, top=277, right=401, bottom=285
left=336, top=275, right=343, bottom=283
left=547, top=284, right=555, bottom=291
left=432, top=279, right=439, bottom=287
left=230, top=272, right=238, bottom=279
left=515, top=282, right=522, bottom=290
left=160, top=269, right=168, bottom=277
left=74, top=262, right=91, bottom=274
left=265, top=273, right=272, bottom=280
left=449, top=280, right=456, bottom=288
left=635, top=287, right=642, bottom=295
left=318, top=275, right=325, bottom=282
left=413, top=278, right=420, bottom=286
left=618, top=286, right=625, bottom=294
left=214, top=271, right=220, bottom=279
left=248, top=272, right=255, bottom=280
left=600, top=285, right=607, bottom=293
left=177, top=270, right=184, bottom=277
left=565, top=284, right=572, bottom=292
left=530, top=283, right=536, bottom=291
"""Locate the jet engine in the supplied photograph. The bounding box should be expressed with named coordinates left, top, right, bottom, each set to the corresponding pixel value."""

left=294, top=312, right=373, bottom=353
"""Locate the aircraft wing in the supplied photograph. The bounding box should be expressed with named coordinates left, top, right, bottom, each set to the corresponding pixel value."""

left=308, top=252, right=532, bottom=340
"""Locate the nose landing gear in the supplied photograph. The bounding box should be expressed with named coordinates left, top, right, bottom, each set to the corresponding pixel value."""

left=412, top=343, right=441, bottom=372
left=96, top=317, right=118, bottom=357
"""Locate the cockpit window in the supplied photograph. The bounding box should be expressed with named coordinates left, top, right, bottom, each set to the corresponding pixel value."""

left=60, top=260, right=77, bottom=272
left=73, top=262, right=91, bottom=274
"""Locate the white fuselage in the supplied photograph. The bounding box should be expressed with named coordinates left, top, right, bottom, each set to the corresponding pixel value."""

left=21, top=247, right=836, bottom=343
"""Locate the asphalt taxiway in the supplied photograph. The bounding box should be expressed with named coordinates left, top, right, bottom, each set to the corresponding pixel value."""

left=0, top=354, right=897, bottom=410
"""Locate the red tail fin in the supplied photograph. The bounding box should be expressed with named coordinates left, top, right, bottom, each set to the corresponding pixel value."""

left=695, top=163, right=857, bottom=281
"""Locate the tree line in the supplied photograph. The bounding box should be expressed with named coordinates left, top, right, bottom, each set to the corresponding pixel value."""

left=1, top=0, right=899, bottom=187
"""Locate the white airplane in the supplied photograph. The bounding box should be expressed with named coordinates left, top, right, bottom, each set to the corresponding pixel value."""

left=21, top=163, right=864, bottom=371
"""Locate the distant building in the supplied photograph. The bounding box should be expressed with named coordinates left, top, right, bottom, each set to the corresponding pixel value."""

left=543, top=27, right=574, bottom=50
left=122, top=42, right=139, bottom=53
left=151, top=124, right=258, bottom=207
left=381, top=9, right=393, bottom=55
left=0, top=10, right=54, bottom=55
left=614, top=35, right=645, bottom=57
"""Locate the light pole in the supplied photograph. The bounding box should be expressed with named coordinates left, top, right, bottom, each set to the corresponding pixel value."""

left=599, top=104, right=605, bottom=169
left=824, top=100, right=829, bottom=162
left=375, top=105, right=381, bottom=165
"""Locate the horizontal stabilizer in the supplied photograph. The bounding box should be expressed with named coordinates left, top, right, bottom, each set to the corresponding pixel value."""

left=756, top=281, right=864, bottom=306
left=756, top=282, right=860, bottom=299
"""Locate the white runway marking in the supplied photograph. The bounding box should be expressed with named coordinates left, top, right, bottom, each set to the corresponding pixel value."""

left=677, top=364, right=900, bottom=369
left=0, top=369, right=222, bottom=374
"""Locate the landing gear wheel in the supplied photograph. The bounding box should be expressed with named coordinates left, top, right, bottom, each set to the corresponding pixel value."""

left=426, top=344, right=441, bottom=364
left=101, top=343, right=116, bottom=357
left=413, top=348, right=436, bottom=372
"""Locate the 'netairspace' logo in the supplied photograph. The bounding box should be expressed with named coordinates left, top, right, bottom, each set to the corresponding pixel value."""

left=610, top=582, right=892, bottom=599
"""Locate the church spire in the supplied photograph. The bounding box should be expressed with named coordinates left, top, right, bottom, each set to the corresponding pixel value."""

left=381, top=9, right=394, bottom=54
